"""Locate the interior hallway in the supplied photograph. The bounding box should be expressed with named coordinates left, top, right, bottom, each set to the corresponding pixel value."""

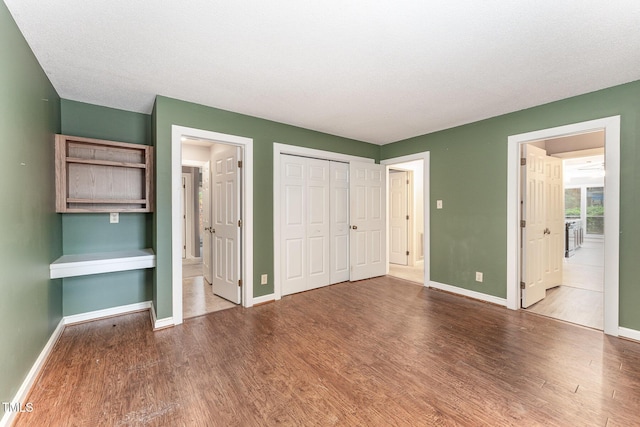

left=182, top=257, right=236, bottom=319
left=527, top=239, right=604, bottom=329
left=388, top=262, right=424, bottom=284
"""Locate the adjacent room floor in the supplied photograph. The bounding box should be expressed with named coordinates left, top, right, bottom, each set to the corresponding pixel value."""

left=527, top=239, right=604, bottom=329
left=182, top=257, right=236, bottom=319
left=388, top=261, right=424, bottom=284
left=16, top=276, right=639, bottom=426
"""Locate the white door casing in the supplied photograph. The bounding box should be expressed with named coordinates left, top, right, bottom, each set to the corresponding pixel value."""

left=212, top=144, right=242, bottom=304
left=181, top=175, right=187, bottom=259
left=330, top=162, right=350, bottom=284
left=350, top=161, right=386, bottom=281
left=507, top=116, right=619, bottom=336
left=202, top=160, right=213, bottom=284
left=521, top=144, right=547, bottom=308
left=544, top=156, right=563, bottom=289
left=389, top=170, right=409, bottom=265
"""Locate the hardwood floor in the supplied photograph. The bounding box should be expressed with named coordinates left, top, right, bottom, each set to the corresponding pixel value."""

left=16, top=276, right=640, bottom=426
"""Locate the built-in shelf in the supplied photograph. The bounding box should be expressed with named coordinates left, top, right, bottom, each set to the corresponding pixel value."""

left=55, top=134, right=154, bottom=213
left=50, top=249, right=156, bottom=279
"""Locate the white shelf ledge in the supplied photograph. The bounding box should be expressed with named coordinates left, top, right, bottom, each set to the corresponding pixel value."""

left=50, top=249, right=156, bottom=279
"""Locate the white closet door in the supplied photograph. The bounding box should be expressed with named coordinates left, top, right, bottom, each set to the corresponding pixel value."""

left=349, top=161, right=386, bottom=281
left=330, top=162, right=350, bottom=284
left=281, top=155, right=307, bottom=296
left=306, top=158, right=331, bottom=290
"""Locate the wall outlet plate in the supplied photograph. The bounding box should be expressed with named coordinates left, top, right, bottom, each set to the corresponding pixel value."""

left=109, top=212, right=119, bottom=223
left=475, top=272, right=483, bottom=282
left=261, top=274, right=268, bottom=285
left=437, top=200, right=443, bottom=209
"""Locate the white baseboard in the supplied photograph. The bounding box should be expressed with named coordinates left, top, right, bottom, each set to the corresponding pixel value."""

left=64, top=301, right=152, bottom=326
left=252, top=293, right=275, bottom=305
left=0, top=319, right=65, bottom=427
left=619, top=327, right=640, bottom=342
left=150, top=303, right=174, bottom=330
left=429, top=281, right=507, bottom=307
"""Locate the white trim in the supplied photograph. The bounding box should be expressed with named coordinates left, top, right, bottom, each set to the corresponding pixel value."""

left=619, top=327, right=640, bottom=343
left=150, top=303, right=174, bottom=330
left=507, top=116, right=620, bottom=336
left=381, top=152, right=431, bottom=287
left=273, top=143, right=375, bottom=300
left=50, top=249, right=156, bottom=279
left=172, top=126, right=254, bottom=326
left=63, top=301, right=152, bottom=325
left=252, top=293, right=276, bottom=305
left=0, top=319, right=65, bottom=427
left=429, top=281, right=508, bottom=307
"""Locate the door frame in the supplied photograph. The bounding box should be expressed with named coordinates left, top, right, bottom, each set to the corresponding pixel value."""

left=273, top=143, right=374, bottom=300
left=172, top=125, right=254, bottom=325
left=381, top=152, right=431, bottom=286
left=506, top=116, right=620, bottom=336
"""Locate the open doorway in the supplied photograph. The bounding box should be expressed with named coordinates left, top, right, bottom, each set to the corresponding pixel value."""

left=520, top=132, right=605, bottom=329
left=170, top=125, right=254, bottom=326
left=381, top=153, right=430, bottom=286
left=507, top=116, right=620, bottom=336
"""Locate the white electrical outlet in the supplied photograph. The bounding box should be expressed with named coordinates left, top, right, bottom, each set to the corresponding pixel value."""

left=475, top=272, right=483, bottom=282
left=437, top=200, right=443, bottom=209
left=261, top=274, right=268, bottom=285
left=110, top=212, right=119, bottom=224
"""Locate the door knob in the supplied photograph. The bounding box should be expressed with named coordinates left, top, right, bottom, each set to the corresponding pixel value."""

left=543, top=228, right=550, bottom=235
left=352, top=225, right=358, bottom=230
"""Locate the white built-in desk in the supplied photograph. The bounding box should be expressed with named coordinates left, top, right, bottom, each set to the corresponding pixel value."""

left=50, top=249, right=156, bottom=279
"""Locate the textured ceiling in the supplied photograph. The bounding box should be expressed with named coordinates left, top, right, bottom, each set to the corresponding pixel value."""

left=5, top=1, right=640, bottom=144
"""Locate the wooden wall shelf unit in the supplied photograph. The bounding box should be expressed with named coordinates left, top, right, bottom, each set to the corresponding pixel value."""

left=55, top=134, right=154, bottom=213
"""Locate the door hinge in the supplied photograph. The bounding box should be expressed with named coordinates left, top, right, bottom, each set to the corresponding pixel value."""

left=238, top=219, right=242, bottom=227
left=406, top=251, right=410, bottom=256
left=183, top=245, right=186, bottom=250
left=407, top=179, right=409, bottom=184
left=520, top=281, right=526, bottom=290
left=520, top=220, right=526, bottom=228
left=521, top=158, right=526, bottom=166
left=238, top=279, right=242, bottom=287
left=406, top=215, right=410, bottom=220
left=238, top=160, right=243, bottom=168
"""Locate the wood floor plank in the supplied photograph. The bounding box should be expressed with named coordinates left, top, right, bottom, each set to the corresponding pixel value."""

left=15, top=276, right=640, bottom=426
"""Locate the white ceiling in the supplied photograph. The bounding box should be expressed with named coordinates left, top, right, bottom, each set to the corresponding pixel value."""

left=5, top=1, right=640, bottom=145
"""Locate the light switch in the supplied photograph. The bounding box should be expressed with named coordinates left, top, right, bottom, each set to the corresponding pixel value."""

left=261, top=274, right=268, bottom=285
left=437, top=200, right=443, bottom=209
left=110, top=213, right=119, bottom=223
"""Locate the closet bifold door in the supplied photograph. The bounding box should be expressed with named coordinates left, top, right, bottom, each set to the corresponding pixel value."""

left=330, top=162, right=350, bottom=284
left=281, top=155, right=331, bottom=296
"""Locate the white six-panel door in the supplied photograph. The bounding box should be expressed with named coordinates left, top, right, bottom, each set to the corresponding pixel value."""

left=349, top=161, right=386, bottom=281
left=522, top=145, right=547, bottom=308
left=212, top=144, right=242, bottom=304
left=544, top=155, right=564, bottom=289
left=330, top=162, right=350, bottom=284
left=389, top=170, right=409, bottom=265
left=281, top=155, right=332, bottom=296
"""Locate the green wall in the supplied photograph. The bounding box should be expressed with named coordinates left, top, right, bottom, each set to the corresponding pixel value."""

left=380, top=80, right=640, bottom=330
left=0, top=1, right=62, bottom=414
left=153, top=96, right=379, bottom=318
left=60, top=100, right=153, bottom=315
